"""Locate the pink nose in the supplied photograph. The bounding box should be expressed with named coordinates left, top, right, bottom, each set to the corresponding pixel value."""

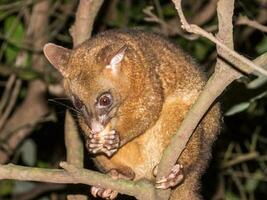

left=90, top=118, right=104, bottom=133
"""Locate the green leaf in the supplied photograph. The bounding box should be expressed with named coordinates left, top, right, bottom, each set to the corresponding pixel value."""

left=19, top=139, right=37, bottom=166
left=18, top=69, right=40, bottom=80
left=38, top=197, right=50, bottom=200
left=4, top=16, right=25, bottom=63
left=162, top=4, right=176, bottom=17
left=5, top=45, right=19, bottom=64
left=0, top=180, right=14, bottom=196
left=225, top=191, right=239, bottom=200
left=37, top=161, right=50, bottom=168
left=4, top=16, right=24, bottom=43
left=13, top=181, right=35, bottom=194
left=250, top=91, right=267, bottom=101
left=256, top=36, right=267, bottom=54
left=245, top=170, right=263, bottom=192
left=0, top=10, right=7, bottom=20
left=224, top=102, right=250, bottom=116
left=247, top=76, right=267, bottom=89
left=245, top=178, right=259, bottom=193
left=195, top=42, right=209, bottom=61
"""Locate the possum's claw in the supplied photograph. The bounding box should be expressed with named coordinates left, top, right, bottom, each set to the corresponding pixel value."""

left=102, top=130, right=120, bottom=151
left=90, top=169, right=119, bottom=199
left=91, top=186, right=118, bottom=200
left=155, top=164, right=184, bottom=189
left=87, top=125, right=120, bottom=157
left=90, top=169, right=132, bottom=200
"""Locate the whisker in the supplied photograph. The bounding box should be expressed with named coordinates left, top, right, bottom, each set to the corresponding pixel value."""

left=50, top=97, right=70, bottom=100
left=48, top=99, right=81, bottom=114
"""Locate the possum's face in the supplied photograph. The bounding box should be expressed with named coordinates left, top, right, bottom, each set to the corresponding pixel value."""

left=68, top=81, right=119, bottom=134
left=43, top=42, right=131, bottom=135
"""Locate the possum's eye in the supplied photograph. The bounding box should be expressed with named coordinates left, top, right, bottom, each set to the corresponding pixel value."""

left=97, top=92, right=113, bottom=108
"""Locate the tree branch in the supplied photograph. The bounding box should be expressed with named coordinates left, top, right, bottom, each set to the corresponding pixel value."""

left=0, top=162, right=156, bottom=200
left=70, top=0, right=104, bottom=48
left=65, top=111, right=84, bottom=169
left=190, top=0, right=217, bottom=25
left=65, top=111, right=87, bottom=200
left=171, top=0, right=267, bottom=76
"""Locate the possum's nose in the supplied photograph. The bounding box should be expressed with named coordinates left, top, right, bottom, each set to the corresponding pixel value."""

left=90, top=118, right=104, bottom=133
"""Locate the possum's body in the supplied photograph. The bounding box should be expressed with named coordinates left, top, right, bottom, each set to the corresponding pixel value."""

left=44, top=30, right=220, bottom=200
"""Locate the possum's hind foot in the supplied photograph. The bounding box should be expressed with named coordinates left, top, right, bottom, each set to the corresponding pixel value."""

left=155, top=164, right=184, bottom=189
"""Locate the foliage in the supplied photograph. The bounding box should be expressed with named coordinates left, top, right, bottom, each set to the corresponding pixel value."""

left=0, top=0, right=266, bottom=199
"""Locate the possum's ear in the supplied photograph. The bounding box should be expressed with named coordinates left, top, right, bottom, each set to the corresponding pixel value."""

left=106, top=45, right=127, bottom=74
left=43, top=43, right=71, bottom=77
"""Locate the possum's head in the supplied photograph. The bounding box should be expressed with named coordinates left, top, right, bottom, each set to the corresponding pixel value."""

left=43, top=33, right=163, bottom=146
left=43, top=42, right=133, bottom=135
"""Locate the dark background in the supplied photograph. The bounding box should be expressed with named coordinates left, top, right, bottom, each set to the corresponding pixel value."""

left=0, top=0, right=267, bottom=199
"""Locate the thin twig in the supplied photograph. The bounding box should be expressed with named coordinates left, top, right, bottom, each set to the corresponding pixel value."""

left=0, top=75, right=16, bottom=114
left=0, top=79, right=22, bottom=130
left=143, top=6, right=168, bottom=35
left=49, top=2, right=76, bottom=40
left=0, top=0, right=35, bottom=11
left=230, top=169, right=248, bottom=200
left=191, top=0, right=217, bottom=25
left=172, top=0, right=267, bottom=76
left=236, top=15, right=267, bottom=33
left=224, top=171, right=267, bottom=182
left=221, top=151, right=259, bottom=169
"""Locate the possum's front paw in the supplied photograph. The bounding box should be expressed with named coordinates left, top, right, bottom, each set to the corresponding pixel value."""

left=86, top=124, right=120, bottom=157
left=155, top=164, right=184, bottom=189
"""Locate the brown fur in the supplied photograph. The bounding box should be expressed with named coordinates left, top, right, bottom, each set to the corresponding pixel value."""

left=44, top=30, right=220, bottom=200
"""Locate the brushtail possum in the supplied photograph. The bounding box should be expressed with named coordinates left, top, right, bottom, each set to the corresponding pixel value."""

left=43, top=30, right=220, bottom=200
